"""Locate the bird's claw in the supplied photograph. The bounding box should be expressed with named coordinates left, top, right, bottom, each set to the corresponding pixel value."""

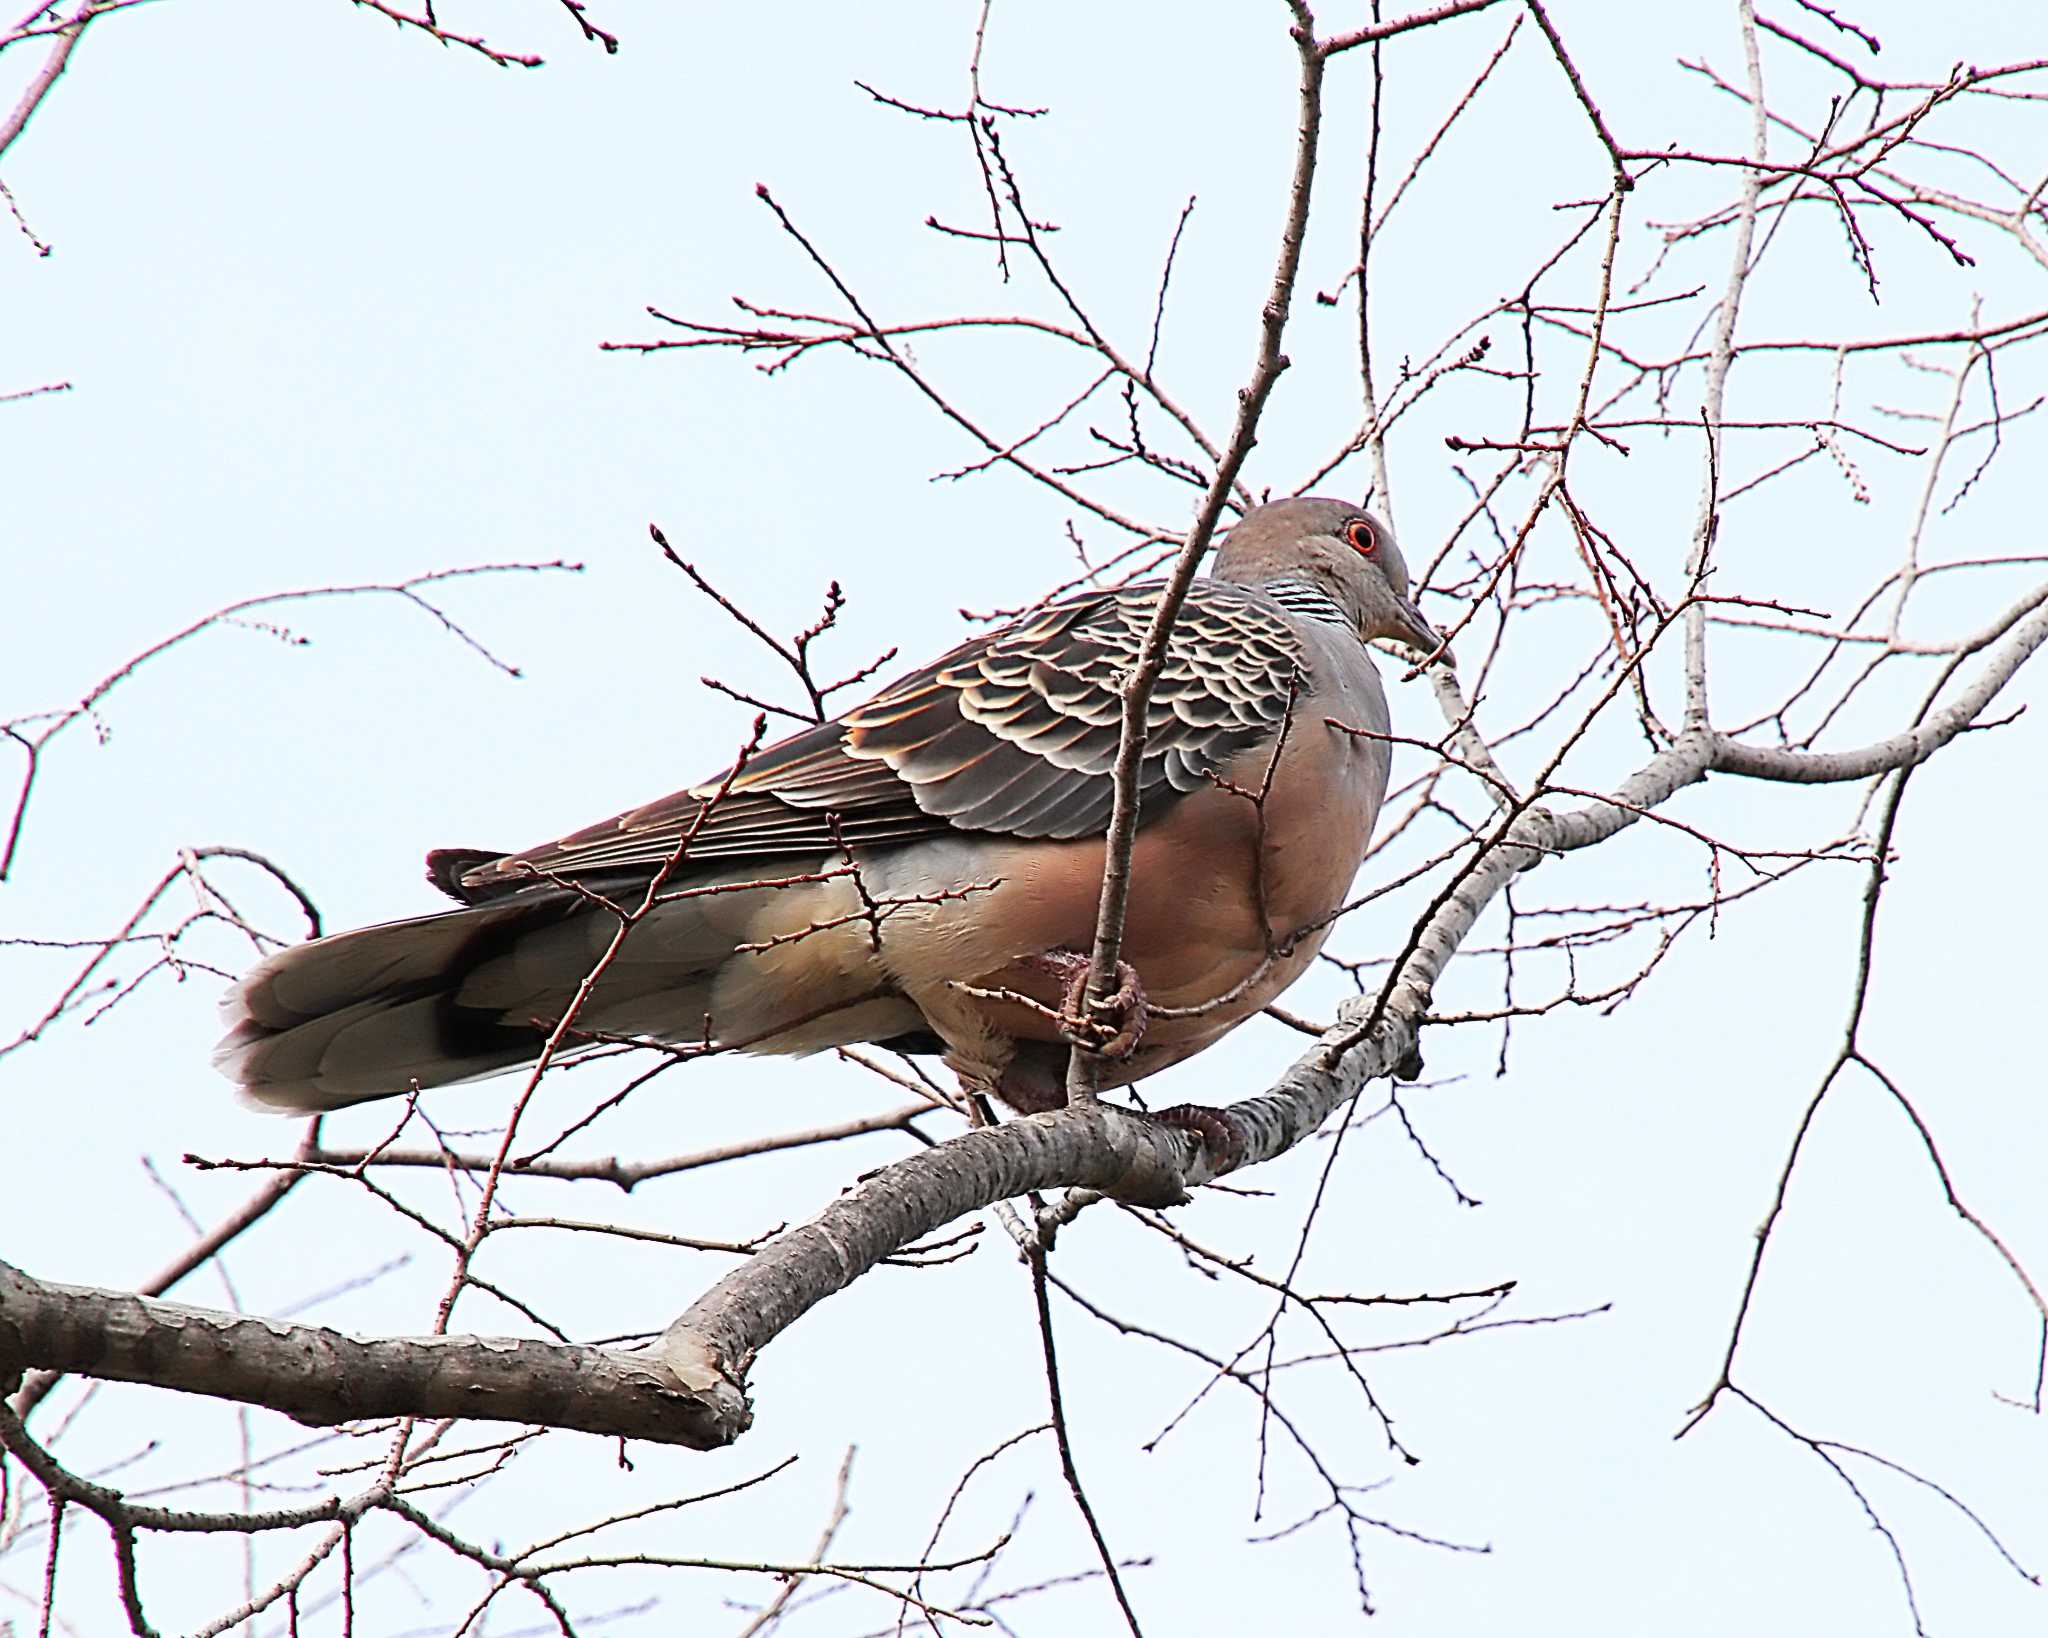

left=1030, top=950, right=1150, bottom=1060
left=1152, top=1103, right=1247, bottom=1173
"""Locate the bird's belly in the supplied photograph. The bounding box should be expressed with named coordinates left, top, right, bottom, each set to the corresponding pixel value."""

left=893, top=754, right=1375, bottom=1052
left=1115, top=784, right=1369, bottom=1049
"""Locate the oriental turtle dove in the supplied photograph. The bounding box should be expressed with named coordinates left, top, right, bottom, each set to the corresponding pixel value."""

left=217, top=497, right=1437, bottom=1140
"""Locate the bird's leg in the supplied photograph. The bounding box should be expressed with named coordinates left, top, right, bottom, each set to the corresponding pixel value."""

left=1025, top=949, right=1149, bottom=1061
left=987, top=966, right=1244, bottom=1172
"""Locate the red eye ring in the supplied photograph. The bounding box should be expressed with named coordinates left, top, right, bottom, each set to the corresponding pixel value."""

left=1345, top=518, right=1377, bottom=556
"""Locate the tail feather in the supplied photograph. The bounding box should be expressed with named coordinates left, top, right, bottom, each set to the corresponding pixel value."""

left=216, top=896, right=590, bottom=1112
left=216, top=868, right=902, bottom=1113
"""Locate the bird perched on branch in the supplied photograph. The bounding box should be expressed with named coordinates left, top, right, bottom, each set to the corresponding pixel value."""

left=217, top=497, right=1437, bottom=1158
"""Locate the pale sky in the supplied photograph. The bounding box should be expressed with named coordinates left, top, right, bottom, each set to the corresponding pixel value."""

left=3, top=2, right=2044, bottom=1634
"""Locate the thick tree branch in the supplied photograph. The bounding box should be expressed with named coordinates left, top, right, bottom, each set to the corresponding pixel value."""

left=0, top=1257, right=736, bottom=1449
left=9, top=1153, right=309, bottom=1422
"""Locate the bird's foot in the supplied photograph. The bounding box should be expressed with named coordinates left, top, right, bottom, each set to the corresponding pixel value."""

left=1027, top=950, right=1149, bottom=1060
left=1152, top=1103, right=1248, bottom=1174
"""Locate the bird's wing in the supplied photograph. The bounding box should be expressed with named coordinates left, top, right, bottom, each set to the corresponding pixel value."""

left=438, top=582, right=1309, bottom=903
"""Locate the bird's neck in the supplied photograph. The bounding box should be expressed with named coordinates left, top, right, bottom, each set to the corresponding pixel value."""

left=1251, top=572, right=1354, bottom=629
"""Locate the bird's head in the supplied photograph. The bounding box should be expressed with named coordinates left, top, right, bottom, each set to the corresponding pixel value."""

left=1214, top=496, right=1440, bottom=658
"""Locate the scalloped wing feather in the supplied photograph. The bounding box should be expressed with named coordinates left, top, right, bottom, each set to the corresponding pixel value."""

left=447, top=582, right=1308, bottom=899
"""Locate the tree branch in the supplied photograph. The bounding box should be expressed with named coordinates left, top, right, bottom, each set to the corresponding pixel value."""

left=0, top=1257, right=737, bottom=1449
left=1068, top=0, right=1329, bottom=1098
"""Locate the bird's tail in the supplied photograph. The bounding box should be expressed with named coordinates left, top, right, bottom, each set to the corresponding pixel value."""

left=215, top=895, right=606, bottom=1113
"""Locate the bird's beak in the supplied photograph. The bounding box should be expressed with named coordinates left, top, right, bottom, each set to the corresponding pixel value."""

left=1387, top=596, right=1441, bottom=660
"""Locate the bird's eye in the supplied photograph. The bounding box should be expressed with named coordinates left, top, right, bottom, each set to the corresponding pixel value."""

left=1344, top=518, right=1377, bottom=556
